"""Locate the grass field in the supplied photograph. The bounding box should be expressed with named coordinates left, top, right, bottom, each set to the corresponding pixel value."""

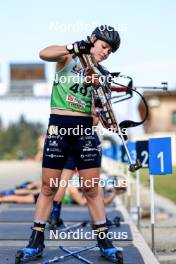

left=138, top=168, right=176, bottom=203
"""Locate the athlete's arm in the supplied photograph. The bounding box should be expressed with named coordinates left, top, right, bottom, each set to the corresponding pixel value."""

left=39, top=45, right=70, bottom=62
left=39, top=39, right=93, bottom=67
left=39, top=45, right=72, bottom=71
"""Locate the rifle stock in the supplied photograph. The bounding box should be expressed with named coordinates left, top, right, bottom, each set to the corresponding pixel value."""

left=78, top=54, right=141, bottom=172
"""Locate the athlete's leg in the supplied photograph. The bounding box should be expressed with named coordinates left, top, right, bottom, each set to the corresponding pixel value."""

left=48, top=169, right=74, bottom=228
left=79, top=167, right=106, bottom=222
left=74, top=123, right=123, bottom=262
left=15, top=168, right=63, bottom=263
left=53, top=169, right=73, bottom=203
left=34, top=168, right=62, bottom=222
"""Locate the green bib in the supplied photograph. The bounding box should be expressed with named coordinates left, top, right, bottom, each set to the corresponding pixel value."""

left=51, top=57, right=92, bottom=113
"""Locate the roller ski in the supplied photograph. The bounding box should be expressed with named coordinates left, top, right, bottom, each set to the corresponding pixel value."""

left=15, top=247, right=44, bottom=263
left=15, top=223, right=45, bottom=263
left=95, top=225, right=123, bottom=263
left=99, top=246, right=123, bottom=263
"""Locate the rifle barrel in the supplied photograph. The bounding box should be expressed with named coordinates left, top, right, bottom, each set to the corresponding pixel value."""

left=135, top=86, right=168, bottom=91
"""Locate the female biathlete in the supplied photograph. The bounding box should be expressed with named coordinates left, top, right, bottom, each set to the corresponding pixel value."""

left=15, top=25, right=123, bottom=263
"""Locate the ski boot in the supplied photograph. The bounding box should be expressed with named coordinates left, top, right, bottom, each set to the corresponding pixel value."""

left=95, top=225, right=123, bottom=263
left=106, top=217, right=121, bottom=228
left=48, top=215, right=64, bottom=229
left=48, top=202, right=64, bottom=229
left=99, top=246, right=123, bottom=263
left=15, top=224, right=45, bottom=263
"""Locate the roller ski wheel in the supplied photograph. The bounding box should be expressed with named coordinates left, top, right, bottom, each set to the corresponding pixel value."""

left=15, top=247, right=44, bottom=263
left=99, top=247, right=123, bottom=263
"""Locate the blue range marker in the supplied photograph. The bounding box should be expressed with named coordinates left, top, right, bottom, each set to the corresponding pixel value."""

left=149, top=137, right=172, bottom=175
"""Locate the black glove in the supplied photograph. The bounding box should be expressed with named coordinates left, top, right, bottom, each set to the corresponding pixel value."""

left=67, top=39, right=94, bottom=55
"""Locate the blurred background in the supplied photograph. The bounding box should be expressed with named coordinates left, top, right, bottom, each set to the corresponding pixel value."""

left=0, top=1, right=176, bottom=193
left=0, top=0, right=176, bottom=159
left=0, top=1, right=176, bottom=262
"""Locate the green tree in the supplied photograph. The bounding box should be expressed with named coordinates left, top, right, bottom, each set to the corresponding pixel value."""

left=0, top=115, right=44, bottom=160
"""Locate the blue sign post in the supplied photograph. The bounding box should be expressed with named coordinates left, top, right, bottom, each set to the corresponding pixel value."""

left=149, top=137, right=172, bottom=254
left=136, top=140, right=149, bottom=230
left=149, top=137, right=172, bottom=175
left=121, top=141, right=136, bottom=212
left=136, top=140, right=149, bottom=168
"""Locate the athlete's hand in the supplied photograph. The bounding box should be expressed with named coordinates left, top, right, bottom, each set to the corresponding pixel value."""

left=67, top=38, right=94, bottom=55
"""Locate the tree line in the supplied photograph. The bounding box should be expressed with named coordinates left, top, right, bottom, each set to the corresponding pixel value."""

left=0, top=116, right=44, bottom=160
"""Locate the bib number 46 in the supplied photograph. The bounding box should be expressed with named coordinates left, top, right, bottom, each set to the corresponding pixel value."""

left=70, top=84, right=89, bottom=97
